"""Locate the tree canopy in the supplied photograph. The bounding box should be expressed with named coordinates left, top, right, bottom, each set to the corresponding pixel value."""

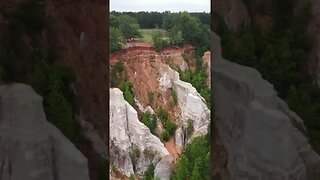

left=162, top=12, right=209, bottom=56
left=110, top=11, right=210, bottom=29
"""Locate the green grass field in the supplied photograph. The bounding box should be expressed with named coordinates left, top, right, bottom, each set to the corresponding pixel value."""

left=141, top=29, right=166, bottom=43
left=141, top=29, right=155, bottom=43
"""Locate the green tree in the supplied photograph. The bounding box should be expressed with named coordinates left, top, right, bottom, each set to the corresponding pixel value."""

left=161, top=130, right=170, bottom=142
left=186, top=119, right=194, bottom=138
left=45, top=86, right=74, bottom=139
left=173, top=155, right=189, bottom=180
left=110, top=14, right=120, bottom=27
left=119, top=81, right=136, bottom=107
left=43, top=63, right=76, bottom=140
left=167, top=25, right=184, bottom=46
left=109, top=27, right=123, bottom=52
left=144, top=164, right=155, bottom=180
left=190, top=158, right=202, bottom=180
left=140, top=112, right=157, bottom=135
left=152, top=29, right=169, bottom=51
left=173, top=135, right=210, bottom=179
left=118, top=15, right=142, bottom=39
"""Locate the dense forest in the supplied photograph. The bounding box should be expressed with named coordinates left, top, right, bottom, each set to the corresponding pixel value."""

left=110, top=11, right=209, bottom=56
left=215, top=1, right=320, bottom=153
left=110, top=11, right=210, bottom=29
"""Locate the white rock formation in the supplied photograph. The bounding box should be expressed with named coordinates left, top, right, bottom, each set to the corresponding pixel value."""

left=154, top=155, right=174, bottom=180
left=0, top=83, right=89, bottom=180
left=158, top=64, right=211, bottom=148
left=212, top=31, right=320, bottom=179
left=134, top=98, right=155, bottom=114
left=110, top=88, right=170, bottom=177
left=79, top=114, right=108, bottom=159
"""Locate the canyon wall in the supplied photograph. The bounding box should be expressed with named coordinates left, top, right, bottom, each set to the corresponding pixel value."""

left=109, top=45, right=211, bottom=179
left=0, top=83, right=90, bottom=180
left=212, top=31, right=320, bottom=179
left=46, top=0, right=108, bottom=144
left=213, top=0, right=320, bottom=86
left=0, top=0, right=108, bottom=179
left=109, top=88, right=170, bottom=177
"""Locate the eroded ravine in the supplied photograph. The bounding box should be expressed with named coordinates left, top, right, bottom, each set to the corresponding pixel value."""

left=109, top=42, right=211, bottom=179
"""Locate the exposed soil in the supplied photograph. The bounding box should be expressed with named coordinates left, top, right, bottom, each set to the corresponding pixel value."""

left=164, top=136, right=181, bottom=163
left=110, top=42, right=195, bottom=165
left=110, top=42, right=194, bottom=124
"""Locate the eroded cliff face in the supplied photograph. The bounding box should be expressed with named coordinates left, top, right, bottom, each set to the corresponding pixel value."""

left=161, top=64, right=210, bottom=147
left=109, top=88, right=170, bottom=177
left=308, top=0, right=320, bottom=85
left=212, top=31, right=320, bottom=179
left=0, top=0, right=108, bottom=179
left=213, top=0, right=320, bottom=86
left=0, top=83, right=90, bottom=180
left=212, top=0, right=250, bottom=31
left=109, top=45, right=211, bottom=178
left=46, top=0, right=108, bottom=144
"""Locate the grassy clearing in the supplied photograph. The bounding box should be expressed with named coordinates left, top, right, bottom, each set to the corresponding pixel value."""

left=141, top=29, right=155, bottom=43
left=141, top=29, right=166, bottom=43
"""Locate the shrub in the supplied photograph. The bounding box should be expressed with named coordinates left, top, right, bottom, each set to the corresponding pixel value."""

left=171, top=86, right=178, bottom=104
left=165, top=56, right=178, bottom=70
left=147, top=91, right=154, bottom=105
left=182, top=53, right=191, bottom=66
left=164, top=120, right=177, bottom=136
left=129, top=175, right=135, bottom=180
left=173, top=135, right=210, bottom=179
left=144, top=164, right=155, bottom=180
left=158, top=107, right=169, bottom=122
left=186, top=118, right=194, bottom=138
left=152, top=29, right=169, bottom=51
left=157, top=107, right=177, bottom=140
left=143, top=147, right=156, bottom=160
left=161, top=130, right=170, bottom=142
left=119, top=81, right=136, bottom=107
left=110, top=27, right=123, bottom=52
left=129, top=144, right=141, bottom=171
left=140, top=112, right=157, bottom=135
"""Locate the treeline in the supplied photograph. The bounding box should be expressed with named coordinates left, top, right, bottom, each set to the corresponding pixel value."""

left=110, top=11, right=210, bottom=29
left=110, top=12, right=209, bottom=57
left=216, top=2, right=320, bottom=153
left=162, top=12, right=209, bottom=56
left=109, top=14, right=142, bottom=52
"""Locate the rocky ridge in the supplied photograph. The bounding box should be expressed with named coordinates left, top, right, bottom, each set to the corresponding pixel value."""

left=212, top=31, right=320, bottom=179
left=110, top=88, right=170, bottom=177
left=158, top=64, right=210, bottom=148
left=0, top=83, right=90, bottom=180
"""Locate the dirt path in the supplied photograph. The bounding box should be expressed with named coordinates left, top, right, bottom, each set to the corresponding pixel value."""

left=164, top=136, right=181, bottom=163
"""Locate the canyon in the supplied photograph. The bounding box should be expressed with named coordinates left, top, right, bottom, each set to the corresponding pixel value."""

left=109, top=43, right=211, bottom=179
